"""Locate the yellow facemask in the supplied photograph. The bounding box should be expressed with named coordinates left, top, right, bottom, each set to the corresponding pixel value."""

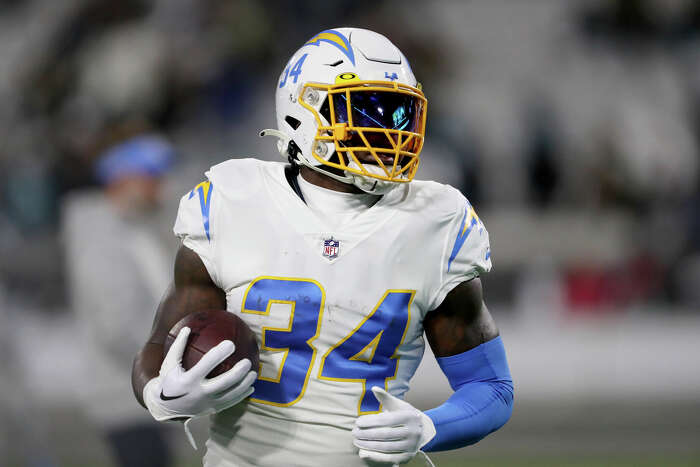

left=298, top=79, right=427, bottom=184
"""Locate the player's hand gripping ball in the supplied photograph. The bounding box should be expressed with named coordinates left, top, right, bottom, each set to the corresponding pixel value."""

left=143, top=310, right=259, bottom=423
left=164, top=310, right=259, bottom=377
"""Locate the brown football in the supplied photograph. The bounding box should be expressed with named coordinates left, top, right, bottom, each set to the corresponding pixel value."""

left=164, top=310, right=259, bottom=378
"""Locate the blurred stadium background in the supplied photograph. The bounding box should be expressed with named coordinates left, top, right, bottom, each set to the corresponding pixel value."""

left=1, top=0, right=699, bottom=466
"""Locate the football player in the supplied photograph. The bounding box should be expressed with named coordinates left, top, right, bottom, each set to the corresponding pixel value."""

left=132, top=28, right=513, bottom=466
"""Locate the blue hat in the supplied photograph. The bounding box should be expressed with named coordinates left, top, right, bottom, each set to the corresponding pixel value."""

left=95, top=135, right=175, bottom=185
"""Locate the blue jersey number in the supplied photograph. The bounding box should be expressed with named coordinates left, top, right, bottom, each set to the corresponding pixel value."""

left=241, top=277, right=324, bottom=406
left=318, top=290, right=414, bottom=414
left=241, top=277, right=413, bottom=412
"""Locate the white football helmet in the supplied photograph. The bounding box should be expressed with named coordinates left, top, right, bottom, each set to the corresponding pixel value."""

left=261, top=27, right=427, bottom=194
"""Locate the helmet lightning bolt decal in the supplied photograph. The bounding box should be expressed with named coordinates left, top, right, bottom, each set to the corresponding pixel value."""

left=304, top=29, right=355, bottom=66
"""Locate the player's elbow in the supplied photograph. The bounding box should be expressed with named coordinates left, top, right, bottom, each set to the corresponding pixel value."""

left=131, top=342, right=163, bottom=408
left=131, top=349, right=148, bottom=407
left=490, top=378, right=514, bottom=433
left=470, top=378, right=515, bottom=443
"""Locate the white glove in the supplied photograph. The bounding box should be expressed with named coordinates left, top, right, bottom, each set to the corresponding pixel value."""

left=143, top=327, right=257, bottom=422
left=353, top=387, right=437, bottom=465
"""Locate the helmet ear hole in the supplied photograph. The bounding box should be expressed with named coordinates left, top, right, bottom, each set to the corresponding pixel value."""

left=285, top=116, right=301, bottom=130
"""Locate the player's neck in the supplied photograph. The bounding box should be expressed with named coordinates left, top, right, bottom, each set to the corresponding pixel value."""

left=299, top=166, right=363, bottom=194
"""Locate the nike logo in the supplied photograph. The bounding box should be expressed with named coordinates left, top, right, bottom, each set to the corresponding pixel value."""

left=160, top=390, right=187, bottom=401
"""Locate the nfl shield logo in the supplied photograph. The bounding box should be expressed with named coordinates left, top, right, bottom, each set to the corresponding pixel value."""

left=322, top=237, right=340, bottom=260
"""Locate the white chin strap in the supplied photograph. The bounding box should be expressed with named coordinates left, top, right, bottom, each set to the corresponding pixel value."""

left=260, top=129, right=399, bottom=195
left=345, top=161, right=402, bottom=195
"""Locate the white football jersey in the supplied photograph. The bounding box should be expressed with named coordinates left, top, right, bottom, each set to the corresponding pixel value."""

left=173, top=159, right=491, bottom=466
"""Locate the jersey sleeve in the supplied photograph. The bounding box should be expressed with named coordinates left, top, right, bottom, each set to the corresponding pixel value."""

left=173, top=179, right=221, bottom=286
left=428, top=193, right=492, bottom=311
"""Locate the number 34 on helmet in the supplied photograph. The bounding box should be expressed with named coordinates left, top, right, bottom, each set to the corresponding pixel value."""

left=261, top=27, right=428, bottom=195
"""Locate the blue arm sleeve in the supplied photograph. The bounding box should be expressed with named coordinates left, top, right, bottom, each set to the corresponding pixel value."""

left=422, top=336, right=514, bottom=452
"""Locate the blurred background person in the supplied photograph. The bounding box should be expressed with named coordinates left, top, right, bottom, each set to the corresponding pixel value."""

left=61, top=134, right=178, bottom=467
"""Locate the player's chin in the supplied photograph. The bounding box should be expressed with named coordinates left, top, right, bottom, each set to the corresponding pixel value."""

left=352, top=151, right=397, bottom=166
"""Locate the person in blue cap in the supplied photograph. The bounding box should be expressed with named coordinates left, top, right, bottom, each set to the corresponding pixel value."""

left=62, top=134, right=178, bottom=467
left=95, top=135, right=175, bottom=215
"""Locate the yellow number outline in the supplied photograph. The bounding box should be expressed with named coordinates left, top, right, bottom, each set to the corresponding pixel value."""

left=241, top=276, right=326, bottom=407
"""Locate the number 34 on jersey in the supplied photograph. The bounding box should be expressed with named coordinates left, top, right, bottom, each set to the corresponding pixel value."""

left=240, top=276, right=414, bottom=415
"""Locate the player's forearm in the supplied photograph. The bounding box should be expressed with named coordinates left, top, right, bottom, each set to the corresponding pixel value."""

left=132, top=249, right=226, bottom=409
left=422, top=336, right=514, bottom=451
left=423, top=379, right=513, bottom=450
left=132, top=342, right=164, bottom=407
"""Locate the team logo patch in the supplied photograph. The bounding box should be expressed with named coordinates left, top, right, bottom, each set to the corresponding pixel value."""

left=322, top=237, right=340, bottom=260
